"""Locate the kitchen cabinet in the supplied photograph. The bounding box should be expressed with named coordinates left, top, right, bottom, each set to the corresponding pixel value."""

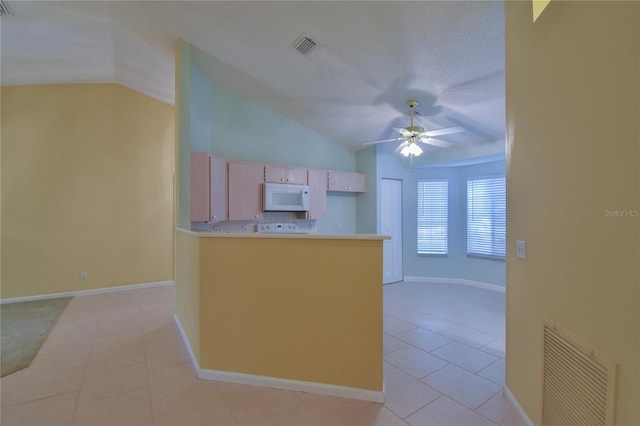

left=191, top=152, right=227, bottom=222
left=209, top=155, right=227, bottom=221
left=306, top=169, right=327, bottom=219
left=264, top=165, right=308, bottom=185
left=228, top=161, right=265, bottom=220
left=328, top=171, right=366, bottom=193
left=191, top=152, right=210, bottom=222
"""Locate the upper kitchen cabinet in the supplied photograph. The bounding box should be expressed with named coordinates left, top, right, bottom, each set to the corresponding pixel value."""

left=191, top=152, right=210, bottom=222
left=328, top=171, right=366, bottom=193
left=264, top=165, right=308, bottom=185
left=307, top=169, right=328, bottom=220
left=209, top=155, right=227, bottom=221
left=228, top=161, right=265, bottom=220
left=191, top=152, right=227, bottom=222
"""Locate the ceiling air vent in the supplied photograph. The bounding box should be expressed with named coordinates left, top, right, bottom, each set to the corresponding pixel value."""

left=0, top=0, right=14, bottom=16
left=292, top=34, right=317, bottom=56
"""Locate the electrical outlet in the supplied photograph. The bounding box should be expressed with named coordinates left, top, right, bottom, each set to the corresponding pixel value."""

left=516, top=240, right=526, bottom=259
left=80, top=271, right=87, bottom=279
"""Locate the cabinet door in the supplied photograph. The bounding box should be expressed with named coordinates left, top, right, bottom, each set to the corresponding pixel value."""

left=191, top=151, right=210, bottom=222
left=286, top=167, right=308, bottom=185
left=328, top=171, right=366, bottom=193
left=209, top=155, right=227, bottom=221
left=307, top=169, right=327, bottom=219
left=228, top=161, right=264, bottom=220
left=264, top=165, right=308, bottom=185
left=349, top=172, right=367, bottom=192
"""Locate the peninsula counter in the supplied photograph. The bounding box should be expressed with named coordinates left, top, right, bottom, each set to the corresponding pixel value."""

left=174, top=228, right=388, bottom=401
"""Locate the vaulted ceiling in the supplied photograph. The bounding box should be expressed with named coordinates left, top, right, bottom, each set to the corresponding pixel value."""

left=1, top=1, right=505, bottom=153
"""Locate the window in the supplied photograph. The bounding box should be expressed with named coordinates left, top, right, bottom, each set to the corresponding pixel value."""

left=467, top=176, right=506, bottom=259
left=417, top=180, right=448, bottom=255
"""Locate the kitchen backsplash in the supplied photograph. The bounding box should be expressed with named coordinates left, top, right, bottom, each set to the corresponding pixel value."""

left=192, top=212, right=317, bottom=233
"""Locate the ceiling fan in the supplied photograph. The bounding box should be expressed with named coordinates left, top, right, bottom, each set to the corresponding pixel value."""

left=364, top=99, right=464, bottom=157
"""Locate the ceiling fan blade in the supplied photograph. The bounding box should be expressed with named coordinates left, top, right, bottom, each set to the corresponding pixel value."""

left=362, top=137, right=403, bottom=146
left=419, top=137, right=452, bottom=148
left=422, top=126, right=464, bottom=137
left=393, top=127, right=413, bottom=137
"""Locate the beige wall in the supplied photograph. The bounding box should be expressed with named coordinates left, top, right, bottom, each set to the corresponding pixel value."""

left=1, top=84, right=175, bottom=299
left=505, top=2, right=639, bottom=425
left=174, top=231, right=200, bottom=363
left=175, top=232, right=383, bottom=391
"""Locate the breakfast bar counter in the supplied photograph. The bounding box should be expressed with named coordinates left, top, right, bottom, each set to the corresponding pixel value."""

left=174, top=228, right=387, bottom=401
left=179, top=228, right=386, bottom=240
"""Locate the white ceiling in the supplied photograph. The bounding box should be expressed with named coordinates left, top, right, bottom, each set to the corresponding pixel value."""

left=1, top=1, right=505, bottom=152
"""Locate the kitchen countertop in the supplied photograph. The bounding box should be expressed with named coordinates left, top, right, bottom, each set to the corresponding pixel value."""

left=177, top=227, right=389, bottom=240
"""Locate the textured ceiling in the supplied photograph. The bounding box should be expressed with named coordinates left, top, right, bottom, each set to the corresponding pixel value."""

left=1, top=1, right=505, bottom=152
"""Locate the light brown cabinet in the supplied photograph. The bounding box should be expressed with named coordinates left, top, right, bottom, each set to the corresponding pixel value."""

left=193, top=153, right=366, bottom=223
left=328, top=171, right=366, bottom=193
left=264, top=165, right=308, bottom=185
left=228, top=161, right=265, bottom=220
left=209, top=156, right=227, bottom=221
left=306, top=169, right=328, bottom=219
left=190, top=152, right=227, bottom=222
left=191, top=152, right=210, bottom=222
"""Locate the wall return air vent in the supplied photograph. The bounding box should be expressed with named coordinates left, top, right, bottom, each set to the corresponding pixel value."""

left=541, top=319, right=616, bottom=425
left=291, top=34, right=317, bottom=56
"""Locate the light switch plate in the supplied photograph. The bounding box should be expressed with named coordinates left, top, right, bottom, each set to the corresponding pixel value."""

left=516, top=240, right=526, bottom=259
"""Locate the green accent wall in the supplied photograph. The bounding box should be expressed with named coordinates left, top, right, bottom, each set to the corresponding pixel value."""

left=177, top=40, right=192, bottom=229
left=180, top=42, right=360, bottom=234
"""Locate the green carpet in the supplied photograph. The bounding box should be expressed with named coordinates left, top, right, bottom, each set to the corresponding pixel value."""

left=1, top=297, right=72, bottom=377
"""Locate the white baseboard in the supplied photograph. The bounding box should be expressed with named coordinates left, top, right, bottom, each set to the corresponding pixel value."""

left=173, top=316, right=384, bottom=403
left=199, top=369, right=385, bottom=403
left=0, top=280, right=175, bottom=304
left=503, top=385, right=534, bottom=426
left=173, top=314, right=200, bottom=371
left=403, top=276, right=505, bottom=293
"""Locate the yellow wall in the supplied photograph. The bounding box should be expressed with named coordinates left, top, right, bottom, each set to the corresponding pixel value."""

left=505, top=2, right=639, bottom=424
left=174, top=230, right=200, bottom=363
left=177, top=233, right=383, bottom=391
left=1, top=84, right=175, bottom=299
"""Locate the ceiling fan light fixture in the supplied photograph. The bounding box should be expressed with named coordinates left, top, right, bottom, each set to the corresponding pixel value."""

left=401, top=143, right=423, bottom=157
left=406, top=126, right=425, bottom=134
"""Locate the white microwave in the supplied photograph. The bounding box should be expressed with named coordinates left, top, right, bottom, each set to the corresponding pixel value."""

left=263, top=183, right=310, bottom=212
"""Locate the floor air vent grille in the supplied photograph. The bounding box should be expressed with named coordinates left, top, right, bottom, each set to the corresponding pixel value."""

left=542, top=320, right=616, bottom=425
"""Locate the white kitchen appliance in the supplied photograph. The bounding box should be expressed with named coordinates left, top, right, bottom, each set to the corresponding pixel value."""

left=263, top=183, right=309, bottom=212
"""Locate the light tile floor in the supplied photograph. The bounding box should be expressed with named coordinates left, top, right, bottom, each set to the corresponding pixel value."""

left=0, top=281, right=525, bottom=425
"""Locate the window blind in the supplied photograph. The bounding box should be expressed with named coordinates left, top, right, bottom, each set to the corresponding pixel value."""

left=417, top=180, right=448, bottom=255
left=467, top=176, right=506, bottom=259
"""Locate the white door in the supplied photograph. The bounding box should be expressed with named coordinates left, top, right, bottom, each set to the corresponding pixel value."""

left=381, top=179, right=403, bottom=284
